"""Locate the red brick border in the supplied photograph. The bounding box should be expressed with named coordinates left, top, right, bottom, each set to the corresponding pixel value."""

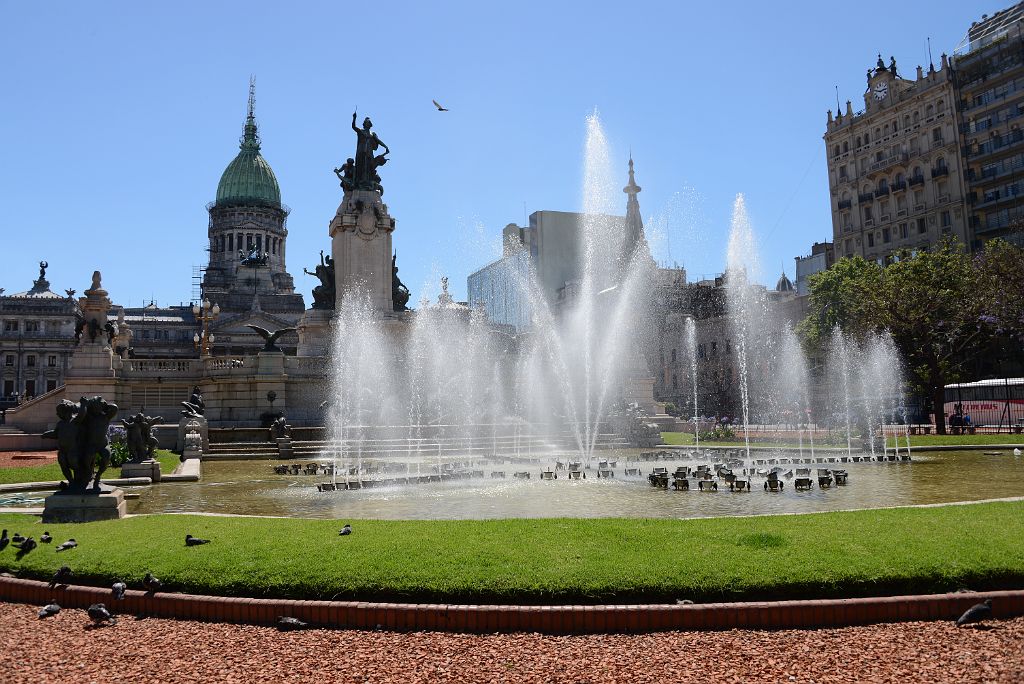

left=0, top=576, right=1020, bottom=634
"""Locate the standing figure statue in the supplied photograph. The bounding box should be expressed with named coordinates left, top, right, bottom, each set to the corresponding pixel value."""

left=43, top=396, right=119, bottom=492
left=349, top=111, right=390, bottom=194
left=122, top=412, right=164, bottom=463
left=188, top=386, right=205, bottom=415
left=392, top=253, right=410, bottom=311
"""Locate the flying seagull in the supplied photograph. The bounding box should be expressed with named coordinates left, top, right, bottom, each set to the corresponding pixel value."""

left=956, top=598, right=993, bottom=627
left=432, top=99, right=449, bottom=112
left=246, top=325, right=297, bottom=353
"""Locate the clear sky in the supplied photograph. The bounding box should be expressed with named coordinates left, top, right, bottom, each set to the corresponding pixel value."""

left=0, top=0, right=988, bottom=306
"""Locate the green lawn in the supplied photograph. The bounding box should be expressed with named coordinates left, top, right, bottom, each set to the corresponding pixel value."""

left=661, top=432, right=813, bottom=448
left=0, top=450, right=180, bottom=485
left=0, top=501, right=1021, bottom=604
left=885, top=434, right=1024, bottom=448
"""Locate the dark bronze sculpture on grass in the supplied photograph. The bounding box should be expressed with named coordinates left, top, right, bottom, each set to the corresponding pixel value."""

left=122, top=412, right=163, bottom=463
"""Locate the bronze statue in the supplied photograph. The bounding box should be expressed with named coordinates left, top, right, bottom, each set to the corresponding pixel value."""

left=122, top=412, right=163, bottom=463
left=333, top=158, right=356, bottom=191
left=87, top=318, right=100, bottom=343
left=42, top=396, right=119, bottom=492
left=304, top=250, right=336, bottom=310
left=103, top=321, right=117, bottom=345
left=187, top=386, right=205, bottom=416
left=392, top=253, right=410, bottom=311
left=246, top=324, right=298, bottom=353
left=348, top=111, right=390, bottom=194
left=269, top=415, right=291, bottom=439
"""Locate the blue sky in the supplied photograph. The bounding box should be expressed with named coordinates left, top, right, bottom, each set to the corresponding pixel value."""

left=0, top=1, right=985, bottom=305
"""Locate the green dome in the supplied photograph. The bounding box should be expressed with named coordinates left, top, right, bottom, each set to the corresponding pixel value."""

left=215, top=109, right=281, bottom=208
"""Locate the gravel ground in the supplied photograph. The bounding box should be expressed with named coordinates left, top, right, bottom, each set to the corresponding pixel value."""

left=0, top=450, right=55, bottom=468
left=0, top=602, right=1021, bottom=683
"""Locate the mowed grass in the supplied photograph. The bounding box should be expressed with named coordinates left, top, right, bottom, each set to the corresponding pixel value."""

left=0, top=502, right=1022, bottom=604
left=0, top=450, right=181, bottom=485
left=885, top=434, right=1024, bottom=448
left=661, top=432, right=805, bottom=448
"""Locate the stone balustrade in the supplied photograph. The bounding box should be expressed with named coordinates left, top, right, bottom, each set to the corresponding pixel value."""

left=121, top=359, right=200, bottom=377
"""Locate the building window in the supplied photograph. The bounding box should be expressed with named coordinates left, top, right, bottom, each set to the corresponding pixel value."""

left=46, top=380, right=57, bottom=393
left=25, top=380, right=35, bottom=398
left=833, top=145, right=840, bottom=157
left=3, top=321, right=18, bottom=332
left=883, top=227, right=890, bottom=243
left=47, top=355, right=57, bottom=367
left=932, top=128, right=942, bottom=143
left=917, top=218, right=927, bottom=234
left=941, top=211, right=951, bottom=227
left=844, top=238, right=853, bottom=254
left=843, top=141, right=849, bottom=153
left=26, top=355, right=35, bottom=367
left=900, top=222, right=908, bottom=239
left=4, top=355, right=13, bottom=366
left=25, top=321, right=39, bottom=332
left=3, top=380, right=13, bottom=397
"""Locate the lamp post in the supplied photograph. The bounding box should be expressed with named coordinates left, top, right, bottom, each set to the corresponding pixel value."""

left=192, top=299, right=220, bottom=357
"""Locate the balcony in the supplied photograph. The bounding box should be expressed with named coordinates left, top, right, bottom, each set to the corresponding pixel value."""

left=914, top=203, right=926, bottom=212
left=858, top=192, right=874, bottom=203
left=880, top=214, right=891, bottom=223
left=891, top=180, right=907, bottom=192
left=896, top=208, right=908, bottom=217
left=837, top=199, right=852, bottom=210
left=937, top=194, right=950, bottom=204
left=909, top=175, right=925, bottom=187
left=874, top=186, right=891, bottom=198
left=931, top=166, right=949, bottom=179
left=864, top=218, right=875, bottom=227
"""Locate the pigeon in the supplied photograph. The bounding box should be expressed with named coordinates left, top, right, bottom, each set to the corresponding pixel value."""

left=1015, top=448, right=1022, bottom=457
left=37, top=603, right=61, bottom=619
left=11, top=533, right=25, bottom=544
left=55, top=539, right=78, bottom=552
left=112, top=580, right=127, bottom=601
left=14, top=537, right=36, bottom=553
left=143, top=572, right=163, bottom=593
left=338, top=524, right=352, bottom=536
left=87, top=603, right=116, bottom=626
left=49, top=565, right=72, bottom=589
left=431, top=99, right=449, bottom=112
left=185, top=534, right=210, bottom=547
left=956, top=598, right=993, bottom=627
left=276, top=616, right=308, bottom=631
left=40, top=532, right=52, bottom=544
left=0, top=530, right=8, bottom=551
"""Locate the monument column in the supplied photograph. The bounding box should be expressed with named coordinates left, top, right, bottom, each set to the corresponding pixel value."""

left=329, top=112, right=396, bottom=314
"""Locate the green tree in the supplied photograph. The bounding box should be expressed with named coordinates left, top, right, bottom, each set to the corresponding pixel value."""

left=800, top=240, right=1004, bottom=434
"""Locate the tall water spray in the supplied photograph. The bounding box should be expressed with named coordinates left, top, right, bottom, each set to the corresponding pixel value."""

left=685, top=316, right=700, bottom=449
left=725, top=194, right=762, bottom=459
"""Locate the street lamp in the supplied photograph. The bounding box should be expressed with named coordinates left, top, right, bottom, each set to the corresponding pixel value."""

left=192, top=299, right=220, bottom=357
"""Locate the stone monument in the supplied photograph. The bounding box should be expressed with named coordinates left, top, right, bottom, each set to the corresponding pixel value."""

left=177, top=386, right=210, bottom=453
left=41, top=396, right=126, bottom=522
left=120, top=411, right=163, bottom=482
left=329, top=111, right=397, bottom=313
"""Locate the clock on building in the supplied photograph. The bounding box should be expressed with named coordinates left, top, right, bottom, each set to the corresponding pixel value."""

left=873, top=82, right=889, bottom=101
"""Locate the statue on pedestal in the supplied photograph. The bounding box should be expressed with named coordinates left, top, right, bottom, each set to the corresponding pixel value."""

left=42, top=396, right=119, bottom=492
left=122, top=412, right=163, bottom=463
left=304, top=250, right=336, bottom=310
left=392, top=253, right=410, bottom=312
left=348, top=111, right=390, bottom=195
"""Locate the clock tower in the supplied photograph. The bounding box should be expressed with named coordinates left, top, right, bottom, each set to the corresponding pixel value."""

left=864, top=53, right=898, bottom=111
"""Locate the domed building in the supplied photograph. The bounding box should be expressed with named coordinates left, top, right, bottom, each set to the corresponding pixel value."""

left=201, top=81, right=305, bottom=354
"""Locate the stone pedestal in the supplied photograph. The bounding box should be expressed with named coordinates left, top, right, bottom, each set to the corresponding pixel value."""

left=330, top=188, right=395, bottom=313
left=42, top=485, right=126, bottom=523
left=177, top=415, right=209, bottom=452
left=296, top=308, right=334, bottom=357
left=276, top=437, right=294, bottom=458
left=121, top=459, right=161, bottom=482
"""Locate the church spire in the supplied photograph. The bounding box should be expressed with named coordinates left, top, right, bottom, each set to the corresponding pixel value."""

left=241, top=76, right=260, bottom=151
left=622, top=156, right=653, bottom=270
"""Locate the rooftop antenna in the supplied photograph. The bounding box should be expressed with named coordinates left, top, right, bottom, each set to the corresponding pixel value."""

left=835, top=85, right=841, bottom=112
left=927, top=37, right=934, bottom=70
